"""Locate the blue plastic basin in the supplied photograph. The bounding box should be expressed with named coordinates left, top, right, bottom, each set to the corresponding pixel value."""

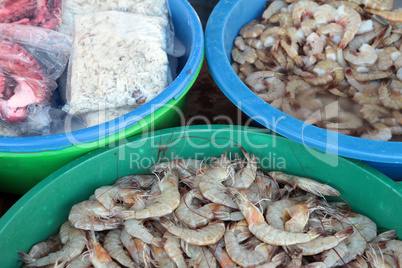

left=205, top=0, right=402, bottom=180
left=0, top=0, right=204, bottom=195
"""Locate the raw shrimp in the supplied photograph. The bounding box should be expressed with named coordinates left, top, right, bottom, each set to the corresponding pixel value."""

left=285, top=78, right=312, bottom=107
left=160, top=218, right=226, bottom=246
left=262, top=1, right=288, bottom=21
left=198, top=161, right=239, bottom=209
left=209, top=242, right=239, bottom=268
left=344, top=44, right=378, bottom=66
left=288, top=226, right=354, bottom=256
left=269, top=13, right=293, bottom=29
left=88, top=221, right=120, bottom=268
left=26, top=234, right=61, bottom=259
left=304, top=59, right=344, bottom=86
left=245, top=71, right=285, bottom=93
left=346, top=68, right=393, bottom=82
left=366, top=245, right=393, bottom=268
left=163, top=231, right=187, bottom=268
left=232, top=47, right=258, bottom=65
left=284, top=254, right=303, bottom=268
left=227, top=188, right=320, bottom=246
left=265, top=196, right=311, bottom=230
left=120, top=229, right=150, bottom=268
left=305, top=241, right=349, bottom=267
left=316, top=23, right=344, bottom=40
left=18, top=226, right=86, bottom=267
left=213, top=210, right=246, bottom=222
left=349, top=85, right=381, bottom=105
left=283, top=198, right=320, bottom=233
left=175, top=189, right=233, bottom=228
left=257, top=77, right=287, bottom=102
left=361, top=122, right=392, bottom=141
left=349, top=0, right=389, bottom=10
left=95, top=185, right=140, bottom=211
left=268, top=172, right=340, bottom=197
left=305, top=32, right=324, bottom=68
left=376, top=48, right=395, bottom=71
left=360, top=104, right=391, bottom=123
left=378, top=80, right=402, bottom=110
left=246, top=38, right=264, bottom=50
left=380, top=240, right=402, bottom=266
left=60, top=221, right=74, bottom=244
left=225, top=226, right=273, bottom=267
left=348, top=27, right=386, bottom=52
left=260, top=27, right=289, bottom=48
left=182, top=242, right=217, bottom=268
left=370, top=229, right=398, bottom=243
left=234, top=36, right=247, bottom=51
left=272, top=48, right=289, bottom=70
left=240, top=21, right=266, bottom=39
left=316, top=111, right=365, bottom=135
left=292, top=0, right=319, bottom=27
left=230, top=149, right=258, bottom=188
left=124, top=219, right=164, bottom=247
left=255, top=252, right=286, bottom=268
left=69, top=200, right=123, bottom=231
left=114, top=171, right=180, bottom=220
left=103, top=229, right=137, bottom=268
left=280, top=39, right=304, bottom=66
left=326, top=212, right=378, bottom=266
left=313, top=4, right=337, bottom=25
left=67, top=253, right=92, bottom=267
left=300, top=19, right=317, bottom=37
left=366, top=9, right=402, bottom=23
left=150, top=245, right=176, bottom=268
left=336, top=6, right=362, bottom=49
left=326, top=0, right=365, bottom=16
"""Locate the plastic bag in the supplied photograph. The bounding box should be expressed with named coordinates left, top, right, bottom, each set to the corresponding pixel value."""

left=64, top=11, right=171, bottom=121
left=59, top=0, right=175, bottom=54
left=0, top=24, right=72, bottom=124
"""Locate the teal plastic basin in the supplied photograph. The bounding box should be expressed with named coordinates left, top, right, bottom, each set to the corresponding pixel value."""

left=0, top=125, right=401, bottom=267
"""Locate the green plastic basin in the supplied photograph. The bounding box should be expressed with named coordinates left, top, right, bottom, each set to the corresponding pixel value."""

left=0, top=125, right=401, bottom=267
left=0, top=0, right=204, bottom=195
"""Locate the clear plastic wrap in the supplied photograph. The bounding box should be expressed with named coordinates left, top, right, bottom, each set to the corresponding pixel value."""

left=59, top=0, right=175, bottom=54
left=0, top=24, right=72, bottom=133
left=64, top=11, right=171, bottom=125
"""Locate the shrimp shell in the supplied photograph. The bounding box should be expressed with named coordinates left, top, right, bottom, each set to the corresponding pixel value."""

left=160, top=218, right=226, bottom=246
left=228, top=188, right=321, bottom=246
left=288, top=226, right=354, bottom=256
left=313, top=4, right=337, bottom=25
left=336, top=5, right=362, bottom=49
left=114, top=171, right=180, bottom=220
left=292, top=0, right=319, bottom=27
left=366, top=9, right=402, bottom=22
left=103, top=229, right=137, bottom=268
left=262, top=1, right=288, bottom=21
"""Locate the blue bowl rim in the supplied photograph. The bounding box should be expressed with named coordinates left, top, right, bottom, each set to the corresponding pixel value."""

left=0, top=0, right=204, bottom=153
left=205, top=0, right=402, bottom=165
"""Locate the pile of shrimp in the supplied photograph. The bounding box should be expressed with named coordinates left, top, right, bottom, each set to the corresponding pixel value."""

left=231, top=0, right=402, bottom=141
left=17, top=149, right=402, bottom=267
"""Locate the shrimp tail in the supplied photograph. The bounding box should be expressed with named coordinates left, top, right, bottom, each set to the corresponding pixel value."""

left=18, top=251, right=35, bottom=264
left=335, top=226, right=354, bottom=241
left=271, top=252, right=286, bottom=266
left=159, top=217, right=174, bottom=230
left=307, top=228, right=321, bottom=238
